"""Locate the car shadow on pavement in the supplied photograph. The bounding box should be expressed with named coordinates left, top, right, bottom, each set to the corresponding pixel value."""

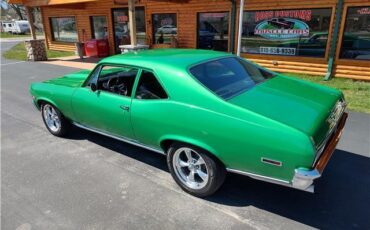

left=67, top=126, right=169, bottom=172
left=67, top=127, right=370, bottom=229
left=207, top=149, right=370, bottom=229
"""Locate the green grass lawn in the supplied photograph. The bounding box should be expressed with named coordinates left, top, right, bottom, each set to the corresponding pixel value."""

left=285, top=73, right=370, bottom=114
left=1, top=32, right=44, bottom=38
left=0, top=32, right=31, bottom=38
left=3, top=42, right=75, bottom=61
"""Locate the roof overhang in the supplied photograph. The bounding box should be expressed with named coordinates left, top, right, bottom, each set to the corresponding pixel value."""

left=8, top=0, right=98, bottom=7
left=7, top=0, right=23, bottom=4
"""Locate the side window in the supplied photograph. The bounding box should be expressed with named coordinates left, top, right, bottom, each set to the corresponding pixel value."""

left=86, top=65, right=102, bottom=86
left=135, top=71, right=168, bottom=99
left=97, top=65, right=138, bottom=97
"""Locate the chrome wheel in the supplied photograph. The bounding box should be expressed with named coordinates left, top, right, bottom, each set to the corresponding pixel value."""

left=172, top=147, right=209, bottom=190
left=42, top=104, right=61, bottom=132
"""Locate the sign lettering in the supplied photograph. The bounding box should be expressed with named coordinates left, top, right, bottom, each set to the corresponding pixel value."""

left=254, top=18, right=310, bottom=40
left=255, top=10, right=312, bottom=22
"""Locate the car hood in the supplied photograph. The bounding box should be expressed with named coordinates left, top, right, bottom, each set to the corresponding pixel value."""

left=228, top=75, right=341, bottom=143
left=43, top=69, right=91, bottom=87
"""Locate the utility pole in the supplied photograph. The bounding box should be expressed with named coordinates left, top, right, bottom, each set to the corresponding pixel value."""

left=236, top=0, right=245, bottom=56
left=128, top=0, right=137, bottom=47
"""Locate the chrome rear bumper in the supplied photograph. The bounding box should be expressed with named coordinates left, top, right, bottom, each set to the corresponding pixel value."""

left=291, top=112, right=348, bottom=192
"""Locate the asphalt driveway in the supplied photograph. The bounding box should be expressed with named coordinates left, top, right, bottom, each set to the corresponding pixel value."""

left=2, top=41, right=370, bottom=230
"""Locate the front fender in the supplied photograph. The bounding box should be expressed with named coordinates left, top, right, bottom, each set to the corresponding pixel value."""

left=30, top=82, right=76, bottom=119
left=34, top=97, right=60, bottom=110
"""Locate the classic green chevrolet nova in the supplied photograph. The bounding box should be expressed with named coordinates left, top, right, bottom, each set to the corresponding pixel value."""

left=30, top=49, right=347, bottom=197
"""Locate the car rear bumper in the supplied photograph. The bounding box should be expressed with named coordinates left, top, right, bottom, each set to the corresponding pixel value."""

left=292, top=112, right=348, bottom=192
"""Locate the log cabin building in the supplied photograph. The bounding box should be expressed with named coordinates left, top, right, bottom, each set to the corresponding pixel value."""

left=9, top=0, right=370, bottom=80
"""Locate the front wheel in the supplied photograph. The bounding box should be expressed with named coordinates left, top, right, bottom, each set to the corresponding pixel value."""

left=167, top=143, right=226, bottom=197
left=41, top=103, right=70, bottom=137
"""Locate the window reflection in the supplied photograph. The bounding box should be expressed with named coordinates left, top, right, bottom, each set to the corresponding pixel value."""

left=50, top=17, right=78, bottom=42
left=152, top=13, right=177, bottom=44
left=197, top=12, right=229, bottom=52
left=91, top=16, right=108, bottom=40
left=340, top=6, right=370, bottom=60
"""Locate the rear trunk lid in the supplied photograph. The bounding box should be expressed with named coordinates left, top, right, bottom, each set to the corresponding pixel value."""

left=228, top=75, right=342, bottom=145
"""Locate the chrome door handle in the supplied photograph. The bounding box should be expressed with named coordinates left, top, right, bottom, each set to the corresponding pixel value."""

left=120, top=105, right=130, bottom=111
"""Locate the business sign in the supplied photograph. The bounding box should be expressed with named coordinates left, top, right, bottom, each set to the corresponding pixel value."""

left=160, top=17, right=173, bottom=26
left=115, top=11, right=128, bottom=23
left=255, top=10, right=312, bottom=21
left=357, top=7, right=370, bottom=15
left=254, top=10, right=312, bottom=40
left=242, top=8, right=332, bottom=57
left=255, top=18, right=309, bottom=40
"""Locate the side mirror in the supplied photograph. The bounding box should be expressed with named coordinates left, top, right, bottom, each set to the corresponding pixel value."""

left=90, top=83, right=97, bottom=92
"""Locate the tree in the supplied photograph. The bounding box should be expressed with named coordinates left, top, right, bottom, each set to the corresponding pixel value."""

left=8, top=3, right=26, bottom=20
left=1, top=0, right=27, bottom=20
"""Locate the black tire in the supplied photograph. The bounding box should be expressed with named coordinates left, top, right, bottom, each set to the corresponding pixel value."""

left=167, top=143, right=226, bottom=197
left=41, top=103, right=70, bottom=137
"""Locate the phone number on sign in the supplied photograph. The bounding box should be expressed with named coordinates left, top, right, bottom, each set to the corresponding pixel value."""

left=260, top=47, right=296, bottom=55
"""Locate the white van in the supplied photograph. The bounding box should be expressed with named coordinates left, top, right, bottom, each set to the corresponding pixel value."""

left=2, top=21, right=14, bottom=33
left=2, top=20, right=30, bottom=34
left=12, top=20, right=30, bottom=34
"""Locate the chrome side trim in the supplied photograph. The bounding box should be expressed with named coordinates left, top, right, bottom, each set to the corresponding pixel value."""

left=227, top=168, right=316, bottom=193
left=72, top=122, right=165, bottom=155
left=227, top=168, right=290, bottom=185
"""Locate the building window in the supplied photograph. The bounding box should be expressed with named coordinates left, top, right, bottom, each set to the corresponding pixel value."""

left=90, top=16, right=108, bottom=40
left=339, top=6, right=370, bottom=61
left=112, top=7, right=146, bottom=53
left=152, top=13, right=177, bottom=44
left=241, top=8, right=332, bottom=58
left=50, top=17, right=78, bottom=42
left=197, top=12, right=229, bottom=52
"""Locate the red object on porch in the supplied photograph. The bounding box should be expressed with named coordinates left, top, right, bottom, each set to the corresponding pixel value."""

left=84, top=39, right=110, bottom=58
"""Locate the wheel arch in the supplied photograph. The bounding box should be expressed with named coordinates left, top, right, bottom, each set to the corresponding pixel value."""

left=159, top=135, right=226, bottom=166
left=36, top=97, right=60, bottom=110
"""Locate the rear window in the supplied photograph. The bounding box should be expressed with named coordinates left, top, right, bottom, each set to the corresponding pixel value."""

left=189, top=57, right=275, bottom=99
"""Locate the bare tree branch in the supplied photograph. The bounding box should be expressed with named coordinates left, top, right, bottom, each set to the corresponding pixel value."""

left=8, top=3, right=26, bottom=20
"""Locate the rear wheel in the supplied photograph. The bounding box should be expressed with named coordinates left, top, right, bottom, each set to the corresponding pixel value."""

left=41, top=103, right=70, bottom=137
left=167, top=143, right=226, bottom=197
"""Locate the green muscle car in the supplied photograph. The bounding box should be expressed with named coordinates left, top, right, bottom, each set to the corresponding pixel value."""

left=30, top=49, right=347, bottom=197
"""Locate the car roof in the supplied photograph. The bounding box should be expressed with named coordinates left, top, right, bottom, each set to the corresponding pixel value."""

left=100, top=49, right=232, bottom=71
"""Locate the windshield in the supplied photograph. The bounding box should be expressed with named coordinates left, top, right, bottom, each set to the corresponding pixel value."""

left=189, top=57, right=275, bottom=99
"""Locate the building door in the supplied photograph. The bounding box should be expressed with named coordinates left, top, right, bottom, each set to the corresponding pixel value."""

left=197, top=12, right=229, bottom=52
left=112, top=7, right=146, bottom=53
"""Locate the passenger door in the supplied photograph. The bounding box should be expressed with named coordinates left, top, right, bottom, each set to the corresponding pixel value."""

left=130, top=70, right=169, bottom=148
left=71, top=64, right=138, bottom=139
